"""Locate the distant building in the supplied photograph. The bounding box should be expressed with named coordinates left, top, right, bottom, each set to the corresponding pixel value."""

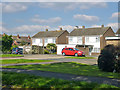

left=12, top=34, right=31, bottom=46
left=32, top=28, right=69, bottom=47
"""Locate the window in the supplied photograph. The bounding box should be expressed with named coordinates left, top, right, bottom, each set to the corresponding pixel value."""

left=53, top=38, right=56, bottom=43
left=93, top=48, right=100, bottom=53
left=69, top=37, right=73, bottom=42
left=77, top=37, right=82, bottom=43
left=86, top=37, right=89, bottom=42
left=32, top=39, right=35, bottom=43
left=40, top=39, right=42, bottom=43
left=45, top=38, right=48, bottom=43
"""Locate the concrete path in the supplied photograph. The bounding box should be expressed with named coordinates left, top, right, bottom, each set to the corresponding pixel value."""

left=1, top=68, right=120, bottom=87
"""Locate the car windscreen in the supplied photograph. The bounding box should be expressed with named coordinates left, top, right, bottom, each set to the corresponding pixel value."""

left=74, top=48, right=79, bottom=51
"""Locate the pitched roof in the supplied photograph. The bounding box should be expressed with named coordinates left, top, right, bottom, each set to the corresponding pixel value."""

left=12, top=36, right=31, bottom=43
left=116, top=28, right=120, bottom=34
left=32, top=30, right=67, bottom=38
left=69, top=27, right=111, bottom=36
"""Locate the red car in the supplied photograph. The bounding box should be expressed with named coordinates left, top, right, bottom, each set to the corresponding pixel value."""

left=62, top=47, right=85, bottom=57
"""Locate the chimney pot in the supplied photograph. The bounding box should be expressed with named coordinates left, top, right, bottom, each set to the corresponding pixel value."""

left=101, top=25, right=104, bottom=27
left=28, top=35, right=30, bottom=39
left=75, top=26, right=79, bottom=29
left=17, top=34, right=20, bottom=39
left=60, top=27, right=62, bottom=30
left=3, top=33, right=5, bottom=36
left=82, top=26, right=85, bottom=29
left=46, top=29, right=48, bottom=31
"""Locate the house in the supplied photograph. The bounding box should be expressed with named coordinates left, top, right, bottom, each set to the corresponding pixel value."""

left=32, top=28, right=69, bottom=47
left=57, top=25, right=115, bottom=56
left=105, top=28, right=120, bottom=46
left=12, top=34, right=31, bottom=46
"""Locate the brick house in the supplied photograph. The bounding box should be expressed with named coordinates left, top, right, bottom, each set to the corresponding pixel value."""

left=12, top=34, right=31, bottom=46
left=32, top=28, right=69, bottom=47
left=66, top=25, right=115, bottom=56
left=106, top=28, right=120, bottom=46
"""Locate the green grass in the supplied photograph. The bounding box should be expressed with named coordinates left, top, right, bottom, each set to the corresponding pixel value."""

left=1, top=54, right=24, bottom=57
left=2, top=72, right=119, bottom=88
left=3, top=62, right=120, bottom=79
left=65, top=57, right=96, bottom=59
left=2, top=59, right=54, bottom=64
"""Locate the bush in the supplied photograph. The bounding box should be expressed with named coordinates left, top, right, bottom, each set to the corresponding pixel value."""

left=98, top=45, right=116, bottom=72
left=44, top=49, right=49, bottom=54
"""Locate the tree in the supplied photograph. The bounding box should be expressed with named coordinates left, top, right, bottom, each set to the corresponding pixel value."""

left=19, top=40, right=27, bottom=46
left=46, top=43, right=57, bottom=53
left=2, top=34, right=13, bottom=53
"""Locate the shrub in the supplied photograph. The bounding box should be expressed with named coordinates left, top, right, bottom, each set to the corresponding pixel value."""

left=44, top=49, right=49, bottom=54
left=98, top=45, right=116, bottom=72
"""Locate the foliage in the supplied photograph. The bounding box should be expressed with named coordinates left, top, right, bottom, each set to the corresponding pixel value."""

left=44, top=49, right=49, bottom=54
left=98, top=45, right=120, bottom=73
left=19, top=40, right=27, bottom=46
left=1, top=34, right=13, bottom=54
left=2, top=72, right=119, bottom=88
left=2, top=59, right=53, bottom=64
left=46, top=43, right=56, bottom=53
left=4, top=62, right=120, bottom=79
left=11, top=45, right=18, bottom=50
left=98, top=45, right=116, bottom=72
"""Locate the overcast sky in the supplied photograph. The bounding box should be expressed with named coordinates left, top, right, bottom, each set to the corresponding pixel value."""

left=1, top=2, right=119, bottom=36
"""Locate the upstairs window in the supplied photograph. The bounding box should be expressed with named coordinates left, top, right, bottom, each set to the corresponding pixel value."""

left=69, top=37, right=73, bottom=43
left=77, top=37, right=82, bottom=43
left=53, top=38, right=56, bottom=43
left=40, top=39, right=42, bottom=43
left=45, top=38, right=48, bottom=43
left=96, top=37, right=100, bottom=42
left=86, top=37, right=89, bottom=42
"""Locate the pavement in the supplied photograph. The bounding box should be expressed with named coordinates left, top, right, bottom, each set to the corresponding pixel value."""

left=1, top=68, right=120, bottom=87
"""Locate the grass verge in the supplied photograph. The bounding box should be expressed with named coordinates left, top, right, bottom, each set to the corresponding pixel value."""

left=3, top=62, right=120, bottom=79
left=65, top=57, right=96, bottom=59
left=2, top=59, right=54, bottom=64
left=1, top=54, right=23, bottom=57
left=2, top=72, right=119, bottom=88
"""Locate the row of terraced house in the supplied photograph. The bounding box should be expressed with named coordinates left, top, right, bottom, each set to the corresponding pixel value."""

left=2, top=25, right=120, bottom=56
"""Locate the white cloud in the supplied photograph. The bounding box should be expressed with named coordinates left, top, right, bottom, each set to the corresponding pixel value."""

left=2, top=3, right=27, bottom=13
left=31, top=17, right=62, bottom=24
left=91, top=25, right=101, bottom=27
left=73, top=14, right=99, bottom=22
left=111, top=12, right=120, bottom=19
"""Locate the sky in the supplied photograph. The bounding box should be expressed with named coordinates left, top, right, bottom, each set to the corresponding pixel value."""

left=1, top=2, right=119, bottom=36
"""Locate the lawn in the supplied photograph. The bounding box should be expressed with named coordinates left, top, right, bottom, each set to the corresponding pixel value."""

left=2, top=59, right=54, bottom=64
left=1, top=54, right=24, bottom=57
left=2, top=72, right=119, bottom=88
left=65, top=57, right=96, bottom=59
left=3, top=62, right=120, bottom=79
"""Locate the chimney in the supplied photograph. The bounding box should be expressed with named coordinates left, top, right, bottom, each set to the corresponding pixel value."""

left=101, top=25, right=104, bottom=28
left=17, top=34, right=20, bottom=39
left=46, top=29, right=48, bottom=31
left=60, top=27, right=62, bottom=30
left=75, top=26, right=79, bottom=29
left=3, top=33, right=5, bottom=36
left=82, top=26, right=85, bottom=29
left=28, top=35, right=30, bottom=39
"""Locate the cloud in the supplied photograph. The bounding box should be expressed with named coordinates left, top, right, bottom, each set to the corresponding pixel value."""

left=2, top=3, right=27, bottom=13
left=31, top=17, right=62, bottom=24
left=91, top=25, right=101, bottom=27
left=73, top=14, right=99, bottom=22
left=111, top=12, right=120, bottom=19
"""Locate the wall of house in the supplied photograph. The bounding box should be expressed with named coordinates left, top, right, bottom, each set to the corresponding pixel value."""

left=57, top=31, right=69, bottom=44
left=100, top=28, right=115, bottom=49
left=106, top=40, right=120, bottom=46
left=68, top=36, right=82, bottom=45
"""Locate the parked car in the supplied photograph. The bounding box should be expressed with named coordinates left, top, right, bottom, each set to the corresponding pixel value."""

left=62, top=47, right=85, bottom=57
left=12, top=48, right=23, bottom=54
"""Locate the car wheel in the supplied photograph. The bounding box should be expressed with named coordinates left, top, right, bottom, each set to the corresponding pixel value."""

left=75, top=53, right=78, bottom=57
left=62, top=52, right=66, bottom=56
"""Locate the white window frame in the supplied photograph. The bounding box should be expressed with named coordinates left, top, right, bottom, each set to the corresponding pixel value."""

left=53, top=38, right=56, bottom=43
left=45, top=38, right=48, bottom=43
left=69, top=37, right=73, bottom=43
left=77, top=37, right=82, bottom=43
